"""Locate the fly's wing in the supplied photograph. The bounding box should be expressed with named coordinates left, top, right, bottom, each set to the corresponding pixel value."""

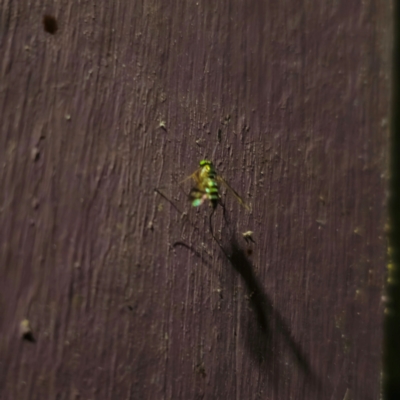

left=179, top=168, right=202, bottom=185
left=217, top=175, right=251, bottom=211
left=180, top=168, right=208, bottom=207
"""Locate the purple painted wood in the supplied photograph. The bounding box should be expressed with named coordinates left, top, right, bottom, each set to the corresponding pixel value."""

left=0, top=1, right=390, bottom=399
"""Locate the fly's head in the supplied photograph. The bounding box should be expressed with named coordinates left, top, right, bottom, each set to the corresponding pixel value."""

left=199, top=159, right=213, bottom=172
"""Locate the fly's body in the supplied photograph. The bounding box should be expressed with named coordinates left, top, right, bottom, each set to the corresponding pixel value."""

left=186, top=159, right=250, bottom=211
left=155, top=158, right=250, bottom=240
left=189, top=160, right=220, bottom=209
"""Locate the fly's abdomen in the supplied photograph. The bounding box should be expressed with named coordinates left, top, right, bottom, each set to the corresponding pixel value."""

left=205, top=179, right=219, bottom=200
left=205, top=178, right=220, bottom=210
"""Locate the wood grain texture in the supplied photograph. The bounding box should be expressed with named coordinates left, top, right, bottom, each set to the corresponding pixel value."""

left=0, top=1, right=390, bottom=399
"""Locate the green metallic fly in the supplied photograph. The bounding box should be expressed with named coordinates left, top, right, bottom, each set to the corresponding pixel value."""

left=183, top=159, right=250, bottom=211
left=154, top=158, right=250, bottom=242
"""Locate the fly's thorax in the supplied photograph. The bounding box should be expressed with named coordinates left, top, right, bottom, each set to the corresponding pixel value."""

left=199, top=159, right=217, bottom=175
left=199, top=163, right=216, bottom=182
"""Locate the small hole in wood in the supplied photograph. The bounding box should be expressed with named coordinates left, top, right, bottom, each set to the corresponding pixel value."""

left=43, top=15, right=58, bottom=34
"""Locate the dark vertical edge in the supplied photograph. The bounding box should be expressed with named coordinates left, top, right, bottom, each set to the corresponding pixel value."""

left=385, top=3, right=400, bottom=399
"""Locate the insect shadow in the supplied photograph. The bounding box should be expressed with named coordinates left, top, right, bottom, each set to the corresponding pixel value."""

left=214, top=226, right=325, bottom=396
left=156, top=182, right=323, bottom=395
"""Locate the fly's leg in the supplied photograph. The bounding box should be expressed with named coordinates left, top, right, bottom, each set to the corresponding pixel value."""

left=216, top=175, right=251, bottom=211
left=154, top=188, right=185, bottom=216
left=208, top=200, right=230, bottom=247
left=208, top=206, right=216, bottom=240
left=220, top=199, right=229, bottom=225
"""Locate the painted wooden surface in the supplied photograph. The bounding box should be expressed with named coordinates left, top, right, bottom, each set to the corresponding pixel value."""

left=0, top=1, right=390, bottom=399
